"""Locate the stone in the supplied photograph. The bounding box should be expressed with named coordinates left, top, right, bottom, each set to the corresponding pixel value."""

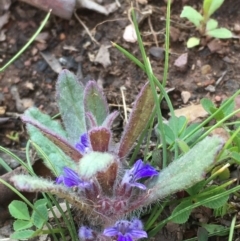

left=149, top=47, right=165, bottom=61
left=174, top=53, right=188, bottom=72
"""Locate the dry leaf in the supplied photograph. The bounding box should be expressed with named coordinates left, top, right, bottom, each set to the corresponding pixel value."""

left=40, top=51, right=62, bottom=73
left=94, top=45, right=111, bottom=68
left=174, top=104, right=208, bottom=123
left=0, top=12, right=10, bottom=30
left=0, top=106, right=6, bottom=115
left=136, top=0, right=148, bottom=4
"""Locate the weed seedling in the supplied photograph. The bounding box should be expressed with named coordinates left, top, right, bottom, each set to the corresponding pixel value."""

left=180, top=0, right=232, bottom=48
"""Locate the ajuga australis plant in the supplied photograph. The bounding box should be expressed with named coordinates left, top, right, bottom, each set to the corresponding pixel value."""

left=11, top=69, right=224, bottom=241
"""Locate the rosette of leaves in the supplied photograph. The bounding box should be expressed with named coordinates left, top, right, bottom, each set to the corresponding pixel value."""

left=180, top=0, right=232, bottom=48
left=11, top=70, right=224, bottom=235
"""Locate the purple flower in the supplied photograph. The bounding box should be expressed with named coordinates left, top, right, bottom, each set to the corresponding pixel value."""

left=56, top=167, right=91, bottom=189
left=78, top=226, right=94, bottom=240
left=103, top=219, right=147, bottom=241
left=75, top=133, right=90, bottom=154
left=121, top=159, right=158, bottom=190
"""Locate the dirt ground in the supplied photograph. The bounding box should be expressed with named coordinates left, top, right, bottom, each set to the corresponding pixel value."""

left=0, top=0, right=240, bottom=240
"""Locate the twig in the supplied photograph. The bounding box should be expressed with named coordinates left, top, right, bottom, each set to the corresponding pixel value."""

left=120, top=86, right=128, bottom=124
left=148, top=17, right=158, bottom=47
left=74, top=11, right=100, bottom=46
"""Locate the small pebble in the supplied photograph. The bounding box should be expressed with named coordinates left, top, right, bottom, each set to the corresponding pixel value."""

left=181, top=91, right=191, bottom=104
left=31, top=47, right=38, bottom=56
left=24, top=59, right=31, bottom=67
left=59, top=33, right=66, bottom=40
left=205, top=85, right=215, bottom=92
left=149, top=47, right=165, bottom=61
left=174, top=53, right=188, bottom=72
left=215, top=95, right=222, bottom=102
left=234, top=23, right=240, bottom=33
left=201, top=64, right=212, bottom=75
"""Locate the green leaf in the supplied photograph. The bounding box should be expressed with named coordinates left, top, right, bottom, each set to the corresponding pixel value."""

left=56, top=69, right=86, bottom=145
left=10, top=230, right=35, bottom=240
left=231, top=151, right=240, bottom=164
left=24, top=107, right=67, bottom=138
left=32, top=204, right=48, bottom=229
left=207, top=0, right=224, bottom=17
left=118, top=83, right=155, bottom=158
left=207, top=28, right=232, bottom=39
left=180, top=6, right=203, bottom=28
left=9, top=201, right=30, bottom=220
left=162, top=123, right=175, bottom=144
left=27, top=124, right=77, bottom=174
left=206, top=18, right=218, bottom=31
left=34, top=199, right=48, bottom=208
left=201, top=98, right=217, bottom=114
left=181, top=123, right=203, bottom=145
left=201, top=223, right=226, bottom=234
left=147, top=136, right=224, bottom=202
left=198, top=186, right=229, bottom=209
left=84, top=81, right=109, bottom=126
left=187, top=180, right=205, bottom=196
left=13, top=220, right=33, bottom=231
left=187, top=37, right=200, bottom=48
left=171, top=200, right=192, bottom=223
left=203, top=0, right=212, bottom=18
left=197, top=227, right=208, bottom=241
left=220, top=98, right=235, bottom=116
left=177, top=140, right=190, bottom=153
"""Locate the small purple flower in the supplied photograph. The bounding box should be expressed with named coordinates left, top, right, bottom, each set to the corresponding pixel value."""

left=56, top=167, right=91, bottom=189
left=103, top=219, right=147, bottom=241
left=75, top=133, right=90, bottom=154
left=121, top=159, right=158, bottom=190
left=78, top=226, right=94, bottom=240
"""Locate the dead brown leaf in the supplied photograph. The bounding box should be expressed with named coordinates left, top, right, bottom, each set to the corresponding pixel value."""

left=174, top=104, right=208, bottom=123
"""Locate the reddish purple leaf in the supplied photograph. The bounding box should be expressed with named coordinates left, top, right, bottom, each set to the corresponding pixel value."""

left=21, top=116, right=82, bottom=162
left=89, top=127, right=111, bottom=152
left=102, top=111, right=119, bottom=128
left=118, top=83, right=154, bottom=159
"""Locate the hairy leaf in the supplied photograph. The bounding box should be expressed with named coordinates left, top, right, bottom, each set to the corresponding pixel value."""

left=27, top=124, right=77, bottom=174
left=22, top=115, right=82, bottom=162
left=89, top=127, right=111, bottom=152
left=84, top=81, right=109, bottom=126
left=102, top=111, right=119, bottom=128
left=56, top=69, right=86, bottom=144
left=78, top=152, right=116, bottom=179
left=24, top=107, right=67, bottom=138
left=146, top=136, right=224, bottom=204
left=118, top=83, right=154, bottom=159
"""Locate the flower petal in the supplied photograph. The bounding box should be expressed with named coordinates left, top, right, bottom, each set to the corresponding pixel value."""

left=129, top=229, right=147, bottom=239
left=78, top=226, right=94, bottom=240
left=130, top=219, right=144, bottom=229
left=103, top=227, right=119, bottom=236
left=134, top=163, right=158, bottom=180
left=75, top=133, right=90, bottom=154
